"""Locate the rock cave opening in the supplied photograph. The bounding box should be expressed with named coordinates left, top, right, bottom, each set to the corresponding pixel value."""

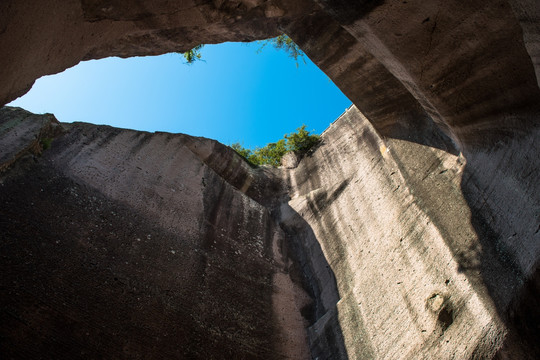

left=7, top=40, right=351, bottom=150
left=1, top=0, right=540, bottom=359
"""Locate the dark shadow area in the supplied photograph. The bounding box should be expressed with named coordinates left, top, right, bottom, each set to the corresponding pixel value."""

left=197, top=136, right=350, bottom=358
left=455, top=133, right=540, bottom=358
left=224, top=145, right=350, bottom=359
left=274, top=201, right=350, bottom=360
left=494, top=265, right=540, bottom=358
left=437, top=306, right=454, bottom=331
left=0, top=117, right=350, bottom=359
left=314, top=0, right=385, bottom=25
left=0, top=148, right=280, bottom=359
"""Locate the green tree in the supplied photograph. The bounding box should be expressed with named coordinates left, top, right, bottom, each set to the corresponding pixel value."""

left=231, top=142, right=253, bottom=160
left=257, top=35, right=306, bottom=66
left=249, top=139, right=287, bottom=167
left=230, top=125, right=320, bottom=167
left=181, top=34, right=305, bottom=65
left=285, top=124, right=320, bottom=153
left=182, top=44, right=204, bottom=64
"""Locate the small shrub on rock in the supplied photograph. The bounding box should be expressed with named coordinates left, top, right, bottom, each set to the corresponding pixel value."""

left=230, top=125, right=320, bottom=167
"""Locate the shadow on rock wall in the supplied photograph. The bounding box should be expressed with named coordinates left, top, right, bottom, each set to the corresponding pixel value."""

left=0, top=124, right=350, bottom=359
left=0, top=153, right=280, bottom=359
left=458, top=129, right=540, bottom=358
left=276, top=201, right=349, bottom=360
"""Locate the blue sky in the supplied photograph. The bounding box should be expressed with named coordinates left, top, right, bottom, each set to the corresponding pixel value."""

left=8, top=41, right=351, bottom=149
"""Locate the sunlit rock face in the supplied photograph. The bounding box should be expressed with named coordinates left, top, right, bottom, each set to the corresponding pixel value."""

left=283, top=107, right=539, bottom=359
left=1, top=0, right=540, bottom=359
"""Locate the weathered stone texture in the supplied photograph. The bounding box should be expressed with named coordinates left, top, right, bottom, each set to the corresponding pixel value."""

left=1, top=0, right=540, bottom=358
left=0, top=107, right=63, bottom=171
left=509, top=0, right=540, bottom=87
left=1, top=103, right=538, bottom=358
left=0, top=107, right=310, bottom=359
left=284, top=106, right=539, bottom=359
left=0, top=0, right=306, bottom=106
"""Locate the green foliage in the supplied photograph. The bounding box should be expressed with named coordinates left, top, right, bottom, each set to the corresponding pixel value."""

left=285, top=125, right=320, bottom=153
left=40, top=137, right=52, bottom=151
left=230, top=125, right=320, bottom=167
left=249, top=139, right=287, bottom=167
left=182, top=44, right=204, bottom=64
left=181, top=35, right=305, bottom=65
left=230, top=142, right=252, bottom=159
left=258, top=35, right=306, bottom=66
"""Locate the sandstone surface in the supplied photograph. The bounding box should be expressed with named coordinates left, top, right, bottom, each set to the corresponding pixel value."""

left=1, top=0, right=540, bottom=359
left=0, top=107, right=310, bottom=359
left=283, top=106, right=539, bottom=359
left=1, top=104, right=539, bottom=359
left=2, top=1, right=540, bottom=149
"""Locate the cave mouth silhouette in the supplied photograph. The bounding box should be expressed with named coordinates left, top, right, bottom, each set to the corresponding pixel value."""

left=7, top=41, right=352, bottom=150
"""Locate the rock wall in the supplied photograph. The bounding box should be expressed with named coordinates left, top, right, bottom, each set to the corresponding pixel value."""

left=283, top=106, right=539, bottom=359
left=0, top=107, right=311, bottom=359
left=1, top=103, right=538, bottom=358
left=1, top=0, right=540, bottom=359
left=0, top=0, right=307, bottom=106
left=299, top=0, right=540, bottom=148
